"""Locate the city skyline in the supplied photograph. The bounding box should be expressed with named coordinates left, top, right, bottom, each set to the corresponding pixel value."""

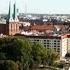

left=0, top=0, right=70, bottom=14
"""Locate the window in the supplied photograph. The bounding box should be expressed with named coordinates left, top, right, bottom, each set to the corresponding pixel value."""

left=34, top=40, right=36, bottom=41
left=44, top=45, right=46, bottom=47
left=54, top=43, right=56, bottom=44
left=47, top=45, right=49, bottom=47
left=57, top=43, right=60, bottom=45
left=57, top=40, right=60, bottom=42
left=57, top=48, right=60, bottom=50
left=54, top=40, right=56, bottom=42
left=47, top=40, right=49, bottom=42
left=47, top=43, right=49, bottom=44
left=44, top=40, right=46, bottom=42
left=54, top=48, right=56, bottom=51
left=57, top=46, right=60, bottom=47
left=37, top=40, right=39, bottom=41
left=57, top=48, right=60, bottom=52
left=44, top=43, right=46, bottom=44
left=11, top=24, right=12, bottom=32
left=54, top=46, right=56, bottom=47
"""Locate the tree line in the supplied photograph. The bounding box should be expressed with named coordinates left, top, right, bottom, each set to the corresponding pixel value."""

left=0, top=36, right=59, bottom=70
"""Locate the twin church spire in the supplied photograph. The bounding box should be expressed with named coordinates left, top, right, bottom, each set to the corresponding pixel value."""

left=8, top=1, right=18, bottom=22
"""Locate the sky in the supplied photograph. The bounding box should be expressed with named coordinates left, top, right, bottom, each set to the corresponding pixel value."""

left=0, top=0, right=70, bottom=14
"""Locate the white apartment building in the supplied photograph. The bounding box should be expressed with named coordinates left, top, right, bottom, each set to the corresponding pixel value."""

left=23, top=34, right=70, bottom=58
left=61, top=34, right=70, bottom=58
left=25, top=36, right=62, bottom=57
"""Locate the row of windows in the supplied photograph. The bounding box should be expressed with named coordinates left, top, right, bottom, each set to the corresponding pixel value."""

left=45, top=45, right=60, bottom=47
left=47, top=48, right=60, bottom=52
left=31, top=40, right=60, bottom=53
left=32, top=41, right=60, bottom=47
left=32, top=41, right=60, bottom=45
left=44, top=42, right=60, bottom=45
left=44, top=40, right=60, bottom=42
left=32, top=39, right=60, bottom=42
left=31, top=40, right=60, bottom=44
left=31, top=39, right=61, bottom=45
left=33, top=39, right=60, bottom=42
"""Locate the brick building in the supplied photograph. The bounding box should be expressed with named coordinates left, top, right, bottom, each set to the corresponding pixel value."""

left=0, top=1, right=20, bottom=35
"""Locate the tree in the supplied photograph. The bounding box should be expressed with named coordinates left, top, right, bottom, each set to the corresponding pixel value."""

left=46, top=49, right=59, bottom=66
left=0, top=36, right=59, bottom=70
left=19, top=37, right=32, bottom=70
left=0, top=60, right=19, bottom=70
left=0, top=37, right=32, bottom=70
left=0, top=52, right=6, bottom=60
left=31, top=42, right=47, bottom=68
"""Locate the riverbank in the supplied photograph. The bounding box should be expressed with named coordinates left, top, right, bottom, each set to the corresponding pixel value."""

left=32, top=65, right=61, bottom=70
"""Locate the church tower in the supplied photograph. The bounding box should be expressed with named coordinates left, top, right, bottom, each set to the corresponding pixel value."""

left=6, top=1, right=19, bottom=35
left=13, top=2, right=18, bottom=21
left=8, top=1, right=13, bottom=22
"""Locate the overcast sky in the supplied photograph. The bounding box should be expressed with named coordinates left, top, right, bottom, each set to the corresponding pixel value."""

left=0, top=0, right=70, bottom=14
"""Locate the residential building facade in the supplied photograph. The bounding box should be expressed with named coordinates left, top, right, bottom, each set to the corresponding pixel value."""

left=22, top=34, right=70, bottom=59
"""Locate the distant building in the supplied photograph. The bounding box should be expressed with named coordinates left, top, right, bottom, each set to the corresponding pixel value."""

left=30, top=24, right=55, bottom=31
left=0, top=1, right=20, bottom=35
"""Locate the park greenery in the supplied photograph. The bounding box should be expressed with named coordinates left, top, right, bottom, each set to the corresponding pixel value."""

left=0, top=36, right=59, bottom=70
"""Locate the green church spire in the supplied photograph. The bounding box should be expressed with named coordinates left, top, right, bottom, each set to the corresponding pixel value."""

left=13, top=2, right=19, bottom=21
left=8, top=1, right=13, bottom=22
left=13, top=3, right=16, bottom=20
left=8, top=2, right=10, bottom=20
left=7, top=0, right=19, bottom=22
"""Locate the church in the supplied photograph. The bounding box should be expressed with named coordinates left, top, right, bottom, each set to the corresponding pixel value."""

left=0, top=1, right=20, bottom=35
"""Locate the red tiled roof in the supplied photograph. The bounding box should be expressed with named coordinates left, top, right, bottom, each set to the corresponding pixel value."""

left=30, top=24, right=55, bottom=31
left=61, top=33, right=70, bottom=38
